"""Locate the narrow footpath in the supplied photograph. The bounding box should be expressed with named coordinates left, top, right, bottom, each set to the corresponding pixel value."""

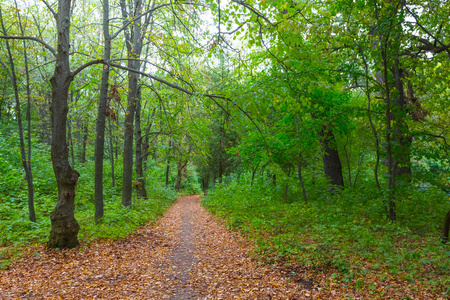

left=0, top=196, right=310, bottom=299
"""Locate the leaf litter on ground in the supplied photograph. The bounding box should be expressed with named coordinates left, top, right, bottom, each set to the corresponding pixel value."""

left=0, top=195, right=446, bottom=299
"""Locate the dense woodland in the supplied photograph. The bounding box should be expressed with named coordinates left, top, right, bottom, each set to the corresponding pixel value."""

left=0, top=0, right=449, bottom=296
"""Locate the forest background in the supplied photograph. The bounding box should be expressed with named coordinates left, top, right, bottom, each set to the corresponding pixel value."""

left=0, top=0, right=449, bottom=297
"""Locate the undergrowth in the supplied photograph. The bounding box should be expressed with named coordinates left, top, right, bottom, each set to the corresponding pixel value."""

left=0, top=134, right=178, bottom=269
left=202, top=174, right=450, bottom=297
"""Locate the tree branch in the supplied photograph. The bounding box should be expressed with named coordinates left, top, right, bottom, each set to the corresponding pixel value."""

left=0, top=36, right=56, bottom=56
left=41, top=0, right=57, bottom=19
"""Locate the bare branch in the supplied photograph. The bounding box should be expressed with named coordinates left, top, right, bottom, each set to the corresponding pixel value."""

left=111, top=3, right=170, bottom=40
left=41, top=0, right=57, bottom=19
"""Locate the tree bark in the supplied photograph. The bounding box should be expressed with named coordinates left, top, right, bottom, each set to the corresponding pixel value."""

left=94, top=0, right=111, bottom=223
left=443, top=209, right=450, bottom=244
left=251, top=163, right=259, bottom=187
left=108, top=117, right=115, bottom=188
left=80, top=123, right=88, bottom=164
left=165, top=140, right=172, bottom=187
left=318, top=125, right=344, bottom=190
left=175, top=162, right=183, bottom=191
left=47, top=0, right=80, bottom=249
left=391, top=61, right=412, bottom=184
left=0, top=7, right=36, bottom=222
left=134, top=90, right=147, bottom=198
left=120, top=0, right=144, bottom=207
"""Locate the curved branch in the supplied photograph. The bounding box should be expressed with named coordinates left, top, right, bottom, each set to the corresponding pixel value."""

left=0, top=36, right=56, bottom=56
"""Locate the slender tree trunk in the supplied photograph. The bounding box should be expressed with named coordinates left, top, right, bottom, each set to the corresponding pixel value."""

left=94, top=0, right=111, bottom=222
left=109, top=117, right=115, bottom=187
left=1, top=8, right=36, bottom=222
left=120, top=0, right=144, bottom=207
left=134, top=90, right=147, bottom=198
left=443, top=209, right=450, bottom=244
left=48, top=0, right=80, bottom=249
left=143, top=107, right=156, bottom=171
left=165, top=140, right=171, bottom=187
left=218, top=159, right=223, bottom=184
left=251, top=163, right=259, bottom=187
left=391, top=61, right=412, bottom=183
left=318, top=125, right=344, bottom=190
left=297, top=159, right=307, bottom=205
left=175, top=162, right=183, bottom=191
left=165, top=163, right=171, bottom=187
left=80, top=123, right=87, bottom=163
left=359, top=46, right=381, bottom=189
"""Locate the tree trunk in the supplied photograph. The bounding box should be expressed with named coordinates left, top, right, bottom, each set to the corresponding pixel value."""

left=48, top=0, right=80, bottom=249
left=94, top=0, right=111, bottom=223
left=165, top=140, right=171, bottom=187
left=319, top=125, right=344, bottom=190
left=120, top=0, right=144, bottom=207
left=108, top=117, right=115, bottom=188
left=175, top=162, right=183, bottom=191
left=443, top=209, right=450, bottom=244
left=391, top=61, right=412, bottom=184
left=218, top=158, right=223, bottom=184
left=203, top=174, right=209, bottom=195
left=80, top=123, right=88, bottom=164
left=134, top=90, right=147, bottom=198
left=297, top=159, right=307, bottom=205
left=0, top=8, right=36, bottom=222
left=251, top=163, right=259, bottom=187
left=165, top=162, right=171, bottom=187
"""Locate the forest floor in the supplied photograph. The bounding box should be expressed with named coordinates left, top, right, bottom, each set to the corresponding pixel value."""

left=0, top=195, right=445, bottom=299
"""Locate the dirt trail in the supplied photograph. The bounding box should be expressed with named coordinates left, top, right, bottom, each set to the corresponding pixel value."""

left=0, top=196, right=310, bottom=299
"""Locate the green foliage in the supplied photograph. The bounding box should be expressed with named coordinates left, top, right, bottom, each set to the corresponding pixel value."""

left=0, top=128, right=177, bottom=266
left=202, top=174, right=450, bottom=292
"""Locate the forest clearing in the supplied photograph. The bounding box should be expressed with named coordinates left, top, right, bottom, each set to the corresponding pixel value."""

left=0, top=0, right=449, bottom=299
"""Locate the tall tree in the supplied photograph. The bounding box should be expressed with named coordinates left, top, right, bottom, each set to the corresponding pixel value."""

left=94, top=0, right=111, bottom=223
left=0, top=6, right=36, bottom=222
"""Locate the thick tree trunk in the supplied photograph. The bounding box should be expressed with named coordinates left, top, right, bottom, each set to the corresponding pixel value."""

left=319, top=125, right=344, bottom=190
left=134, top=92, right=147, bottom=198
left=48, top=0, right=80, bottom=249
left=94, top=0, right=111, bottom=223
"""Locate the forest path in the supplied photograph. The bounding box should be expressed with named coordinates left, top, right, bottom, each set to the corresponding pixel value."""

left=0, top=195, right=311, bottom=299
